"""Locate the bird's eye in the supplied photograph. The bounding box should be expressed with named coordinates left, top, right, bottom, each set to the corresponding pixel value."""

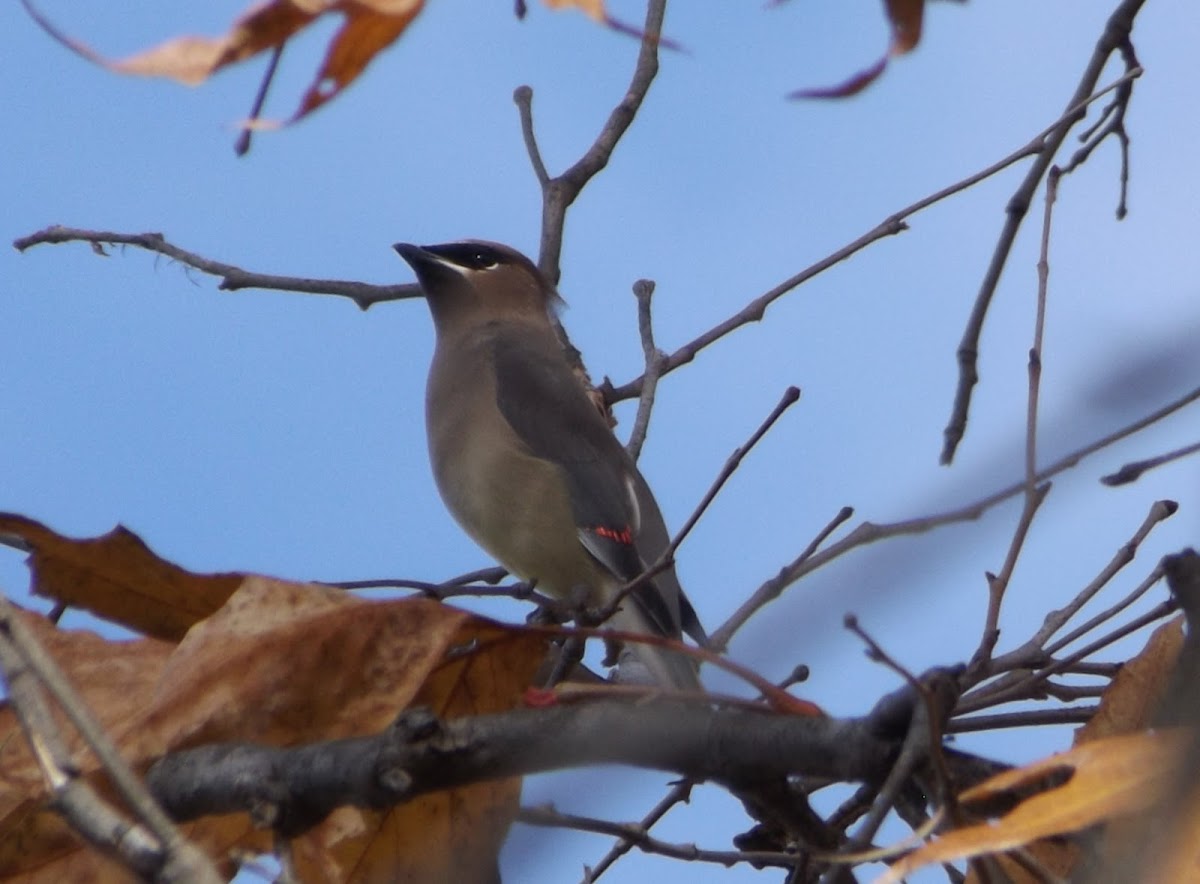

left=427, top=242, right=506, bottom=271
left=470, top=251, right=499, bottom=270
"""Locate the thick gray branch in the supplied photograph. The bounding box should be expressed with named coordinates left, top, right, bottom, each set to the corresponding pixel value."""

left=147, top=699, right=902, bottom=838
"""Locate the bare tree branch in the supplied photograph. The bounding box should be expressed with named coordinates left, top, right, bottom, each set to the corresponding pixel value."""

left=941, top=0, right=1145, bottom=464
left=234, top=44, right=285, bottom=157
left=959, top=598, right=1177, bottom=715
left=0, top=596, right=221, bottom=884
left=625, top=279, right=665, bottom=462
left=146, top=699, right=902, bottom=834
left=970, top=167, right=1062, bottom=669
left=713, top=385, right=1199, bottom=650
left=13, top=226, right=419, bottom=310
left=947, top=707, right=1099, bottom=733
left=517, top=803, right=798, bottom=872
left=515, top=0, right=669, bottom=286
left=1062, top=38, right=1140, bottom=220
left=599, top=386, right=801, bottom=632
left=1101, top=439, right=1200, bottom=486
left=584, top=780, right=695, bottom=881
left=326, top=574, right=562, bottom=611
left=963, top=497, right=1177, bottom=696
left=604, top=64, right=1144, bottom=408
left=664, top=386, right=801, bottom=565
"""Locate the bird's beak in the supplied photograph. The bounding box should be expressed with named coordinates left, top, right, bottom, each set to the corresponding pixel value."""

left=393, top=242, right=430, bottom=268
left=393, top=242, right=469, bottom=285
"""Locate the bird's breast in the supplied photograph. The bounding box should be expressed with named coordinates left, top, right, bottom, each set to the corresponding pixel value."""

left=425, top=342, right=593, bottom=598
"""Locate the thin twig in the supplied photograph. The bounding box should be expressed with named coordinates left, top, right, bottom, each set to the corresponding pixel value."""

left=1060, top=661, right=1122, bottom=678
left=1042, top=565, right=1167, bottom=658
left=512, top=85, right=550, bottom=187
left=963, top=502, right=1174, bottom=704
left=1062, top=39, right=1140, bottom=219
left=516, top=0, right=668, bottom=285
left=1029, top=167, right=1058, bottom=490
left=598, top=386, right=801, bottom=630
left=1040, top=681, right=1108, bottom=702
left=626, top=279, right=665, bottom=462
left=974, top=483, right=1052, bottom=669
left=840, top=620, right=959, bottom=859
left=714, top=385, right=1200, bottom=650
left=710, top=505, right=853, bottom=652
left=439, top=564, right=510, bottom=586
left=948, top=706, right=1099, bottom=733
left=509, top=0, right=669, bottom=404
left=0, top=595, right=221, bottom=883
left=664, top=386, right=800, bottom=562
left=970, top=166, right=1061, bottom=668
left=1102, top=440, right=1200, bottom=486
left=941, top=0, right=1145, bottom=464
left=605, top=65, right=1145, bottom=408
left=959, top=599, right=1177, bottom=714
left=519, top=622, right=819, bottom=713
left=0, top=612, right=162, bottom=876
left=516, top=803, right=798, bottom=873
left=1012, top=499, right=1175, bottom=660
left=326, top=576, right=563, bottom=609
left=235, top=44, right=284, bottom=157
left=582, top=781, right=694, bottom=880
left=13, top=227, right=419, bottom=310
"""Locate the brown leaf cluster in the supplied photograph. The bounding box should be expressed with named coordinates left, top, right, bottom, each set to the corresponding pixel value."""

left=882, top=617, right=1193, bottom=882
left=0, top=513, right=242, bottom=640
left=21, top=0, right=930, bottom=127
left=0, top=516, right=548, bottom=881
left=22, top=0, right=611, bottom=124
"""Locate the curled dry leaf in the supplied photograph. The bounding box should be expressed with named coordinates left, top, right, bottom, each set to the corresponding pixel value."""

left=790, top=0, right=925, bottom=99
left=0, top=581, right=548, bottom=881
left=957, top=615, right=1189, bottom=883
left=1075, top=615, right=1185, bottom=743
left=22, top=0, right=612, bottom=124
left=0, top=512, right=243, bottom=641
left=22, top=0, right=424, bottom=122
left=885, top=0, right=924, bottom=56
left=876, top=730, right=1188, bottom=883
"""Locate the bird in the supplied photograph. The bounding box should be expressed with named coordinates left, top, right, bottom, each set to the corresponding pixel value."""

left=394, top=239, right=706, bottom=690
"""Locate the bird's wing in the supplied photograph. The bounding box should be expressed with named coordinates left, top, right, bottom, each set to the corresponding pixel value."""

left=629, top=467, right=710, bottom=647
left=491, top=328, right=682, bottom=638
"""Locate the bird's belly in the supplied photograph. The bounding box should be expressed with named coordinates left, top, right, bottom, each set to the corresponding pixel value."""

left=432, top=442, right=597, bottom=601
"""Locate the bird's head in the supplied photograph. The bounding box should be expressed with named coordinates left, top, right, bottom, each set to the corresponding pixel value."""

left=393, top=240, right=563, bottom=331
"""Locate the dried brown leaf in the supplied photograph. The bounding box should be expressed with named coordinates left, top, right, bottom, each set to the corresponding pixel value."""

left=22, top=0, right=425, bottom=122
left=961, top=617, right=1188, bottom=882
left=885, top=0, right=924, bottom=56
left=0, top=582, right=547, bottom=879
left=790, top=0, right=924, bottom=100
left=0, top=512, right=243, bottom=640
left=962, top=839, right=1080, bottom=884
left=1076, top=615, right=1185, bottom=743
left=877, top=730, right=1187, bottom=883
left=23, top=0, right=618, bottom=123
left=0, top=609, right=175, bottom=880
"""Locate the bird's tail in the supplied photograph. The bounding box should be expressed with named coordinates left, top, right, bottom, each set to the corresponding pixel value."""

left=606, top=587, right=703, bottom=692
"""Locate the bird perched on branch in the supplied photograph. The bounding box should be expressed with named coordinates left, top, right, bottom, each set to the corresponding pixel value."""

left=394, top=239, right=706, bottom=690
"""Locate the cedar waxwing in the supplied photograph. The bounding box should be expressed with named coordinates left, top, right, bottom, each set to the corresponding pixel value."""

left=394, top=240, right=706, bottom=690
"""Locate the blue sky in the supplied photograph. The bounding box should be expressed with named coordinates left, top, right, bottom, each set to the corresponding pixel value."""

left=4, top=1, right=1200, bottom=881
